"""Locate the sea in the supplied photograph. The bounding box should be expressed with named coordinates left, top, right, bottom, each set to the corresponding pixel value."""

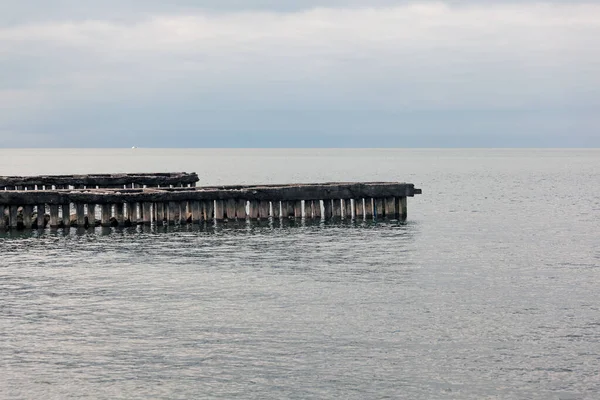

left=1, top=149, right=599, bottom=400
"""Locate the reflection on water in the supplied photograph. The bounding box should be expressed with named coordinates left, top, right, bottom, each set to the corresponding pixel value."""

left=0, top=218, right=417, bottom=239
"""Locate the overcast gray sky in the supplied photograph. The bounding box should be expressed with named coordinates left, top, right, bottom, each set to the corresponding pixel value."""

left=1, top=0, right=598, bottom=147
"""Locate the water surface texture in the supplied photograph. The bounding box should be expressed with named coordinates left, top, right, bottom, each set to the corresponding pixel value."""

left=1, top=149, right=599, bottom=399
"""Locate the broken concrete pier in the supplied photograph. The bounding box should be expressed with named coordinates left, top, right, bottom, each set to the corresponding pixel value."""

left=0, top=172, right=198, bottom=190
left=0, top=173, right=421, bottom=230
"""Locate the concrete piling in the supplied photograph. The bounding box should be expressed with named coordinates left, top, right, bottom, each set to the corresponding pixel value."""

left=400, top=196, right=408, bottom=220
left=280, top=201, right=290, bottom=218
left=258, top=200, right=269, bottom=220
left=304, top=200, right=313, bottom=219
left=191, top=201, right=203, bottom=223
left=76, top=203, right=85, bottom=227
left=226, top=199, right=236, bottom=220
left=49, top=205, right=59, bottom=228
left=115, top=203, right=125, bottom=227
left=374, top=198, right=384, bottom=219
left=365, top=198, right=374, bottom=219
left=237, top=200, right=247, bottom=220
left=294, top=201, right=302, bottom=219
left=215, top=200, right=224, bottom=221
left=0, top=205, right=5, bottom=230
left=313, top=200, right=322, bottom=219
left=62, top=204, right=71, bottom=228
left=101, top=204, right=111, bottom=227
left=324, top=200, right=333, bottom=219
left=385, top=197, right=396, bottom=219
left=355, top=198, right=364, bottom=220
left=23, top=205, right=33, bottom=228
left=9, top=206, right=18, bottom=228
left=343, top=199, right=352, bottom=219
left=125, top=203, right=135, bottom=225
left=143, top=203, right=152, bottom=225
left=168, top=202, right=178, bottom=225
left=272, top=201, right=281, bottom=218
left=37, top=204, right=45, bottom=228
left=157, top=202, right=166, bottom=224
left=332, top=200, right=342, bottom=219
left=249, top=200, right=259, bottom=220
left=87, top=204, right=96, bottom=227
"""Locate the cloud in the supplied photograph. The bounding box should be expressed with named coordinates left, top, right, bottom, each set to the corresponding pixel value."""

left=1, top=1, right=584, bottom=23
left=0, top=2, right=599, bottom=147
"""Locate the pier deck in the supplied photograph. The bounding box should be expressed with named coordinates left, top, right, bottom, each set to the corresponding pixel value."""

left=0, top=174, right=421, bottom=230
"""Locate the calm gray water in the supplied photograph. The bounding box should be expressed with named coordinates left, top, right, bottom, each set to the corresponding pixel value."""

left=1, top=149, right=599, bottom=399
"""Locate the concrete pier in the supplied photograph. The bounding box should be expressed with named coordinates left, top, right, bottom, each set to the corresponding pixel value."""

left=0, top=173, right=421, bottom=230
left=0, top=172, right=198, bottom=191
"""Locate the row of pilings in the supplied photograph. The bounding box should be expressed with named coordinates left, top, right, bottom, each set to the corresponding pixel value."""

left=0, top=182, right=421, bottom=231
left=1, top=198, right=409, bottom=230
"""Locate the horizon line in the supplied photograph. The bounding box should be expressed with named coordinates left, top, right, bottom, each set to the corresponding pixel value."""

left=2, top=147, right=599, bottom=150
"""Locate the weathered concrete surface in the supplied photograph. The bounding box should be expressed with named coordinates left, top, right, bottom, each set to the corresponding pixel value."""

left=0, top=172, right=198, bottom=188
left=0, top=183, right=420, bottom=205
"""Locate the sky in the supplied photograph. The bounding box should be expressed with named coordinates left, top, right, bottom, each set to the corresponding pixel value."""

left=1, top=0, right=599, bottom=147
